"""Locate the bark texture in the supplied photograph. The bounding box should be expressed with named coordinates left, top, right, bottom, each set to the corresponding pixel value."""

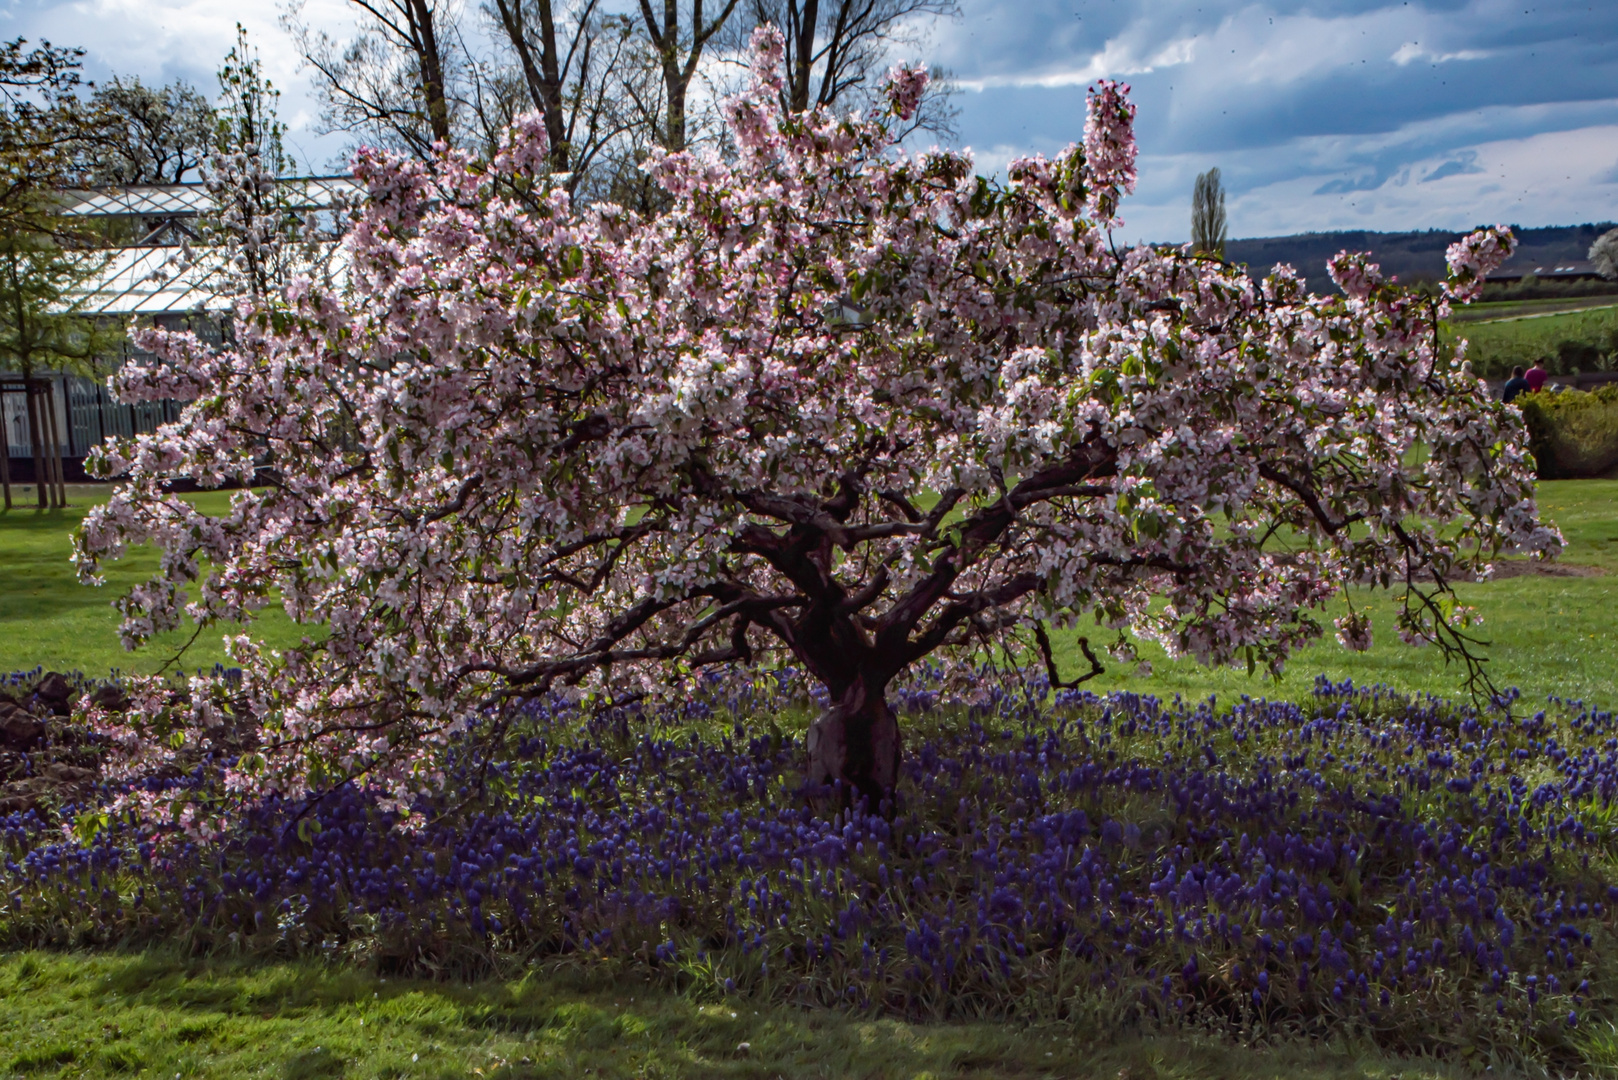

left=806, top=676, right=900, bottom=812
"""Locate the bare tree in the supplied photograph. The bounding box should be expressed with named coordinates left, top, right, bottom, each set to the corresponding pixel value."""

left=1191, top=167, right=1227, bottom=259
left=87, top=77, right=215, bottom=185
left=292, top=0, right=954, bottom=205
left=634, top=0, right=743, bottom=152
left=285, top=0, right=464, bottom=159
left=736, top=0, right=957, bottom=134
left=483, top=1, right=644, bottom=188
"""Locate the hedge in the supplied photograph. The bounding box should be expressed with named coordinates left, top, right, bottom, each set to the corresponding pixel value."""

left=1518, top=383, right=1618, bottom=478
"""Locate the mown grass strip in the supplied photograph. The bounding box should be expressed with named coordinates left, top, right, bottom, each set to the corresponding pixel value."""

left=0, top=950, right=1497, bottom=1079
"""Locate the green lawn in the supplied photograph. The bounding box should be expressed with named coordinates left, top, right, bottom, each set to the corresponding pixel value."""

left=0, top=485, right=305, bottom=678
left=5, top=481, right=1618, bottom=714
left=0, top=950, right=1496, bottom=1080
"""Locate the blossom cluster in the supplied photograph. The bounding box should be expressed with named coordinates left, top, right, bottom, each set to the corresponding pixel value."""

left=6, top=671, right=1616, bottom=1063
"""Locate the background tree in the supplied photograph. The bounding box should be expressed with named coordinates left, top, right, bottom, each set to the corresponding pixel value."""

left=0, top=218, right=115, bottom=508
left=633, top=0, right=742, bottom=152
left=0, top=38, right=99, bottom=231
left=1191, top=166, right=1227, bottom=258
left=153, top=28, right=318, bottom=308
left=213, top=26, right=297, bottom=174
left=285, top=0, right=463, bottom=159
left=0, top=39, right=112, bottom=510
left=1592, top=227, right=1618, bottom=281
left=77, top=40, right=1556, bottom=820
left=87, top=77, right=215, bottom=185
left=209, top=28, right=330, bottom=306
left=728, top=0, right=958, bottom=137
left=483, top=1, right=647, bottom=194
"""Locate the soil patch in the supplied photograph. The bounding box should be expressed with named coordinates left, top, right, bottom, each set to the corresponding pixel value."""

left=1490, top=559, right=1606, bottom=579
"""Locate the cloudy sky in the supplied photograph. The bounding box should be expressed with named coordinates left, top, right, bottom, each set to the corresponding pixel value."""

left=1, top=0, right=1614, bottom=242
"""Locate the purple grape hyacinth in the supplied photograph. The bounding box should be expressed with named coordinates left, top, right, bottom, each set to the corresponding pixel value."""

left=3, top=667, right=1616, bottom=1064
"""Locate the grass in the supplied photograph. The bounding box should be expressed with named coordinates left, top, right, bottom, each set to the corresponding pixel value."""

left=0, top=950, right=1508, bottom=1080
left=1451, top=295, right=1618, bottom=323
left=1450, top=304, right=1618, bottom=377
left=5, top=482, right=1618, bottom=712
left=0, top=485, right=305, bottom=678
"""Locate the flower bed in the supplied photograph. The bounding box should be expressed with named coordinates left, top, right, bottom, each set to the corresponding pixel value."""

left=3, top=671, right=1617, bottom=1066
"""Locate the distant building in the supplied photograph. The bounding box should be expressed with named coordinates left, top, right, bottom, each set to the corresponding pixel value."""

left=1485, top=259, right=1607, bottom=284
left=1, top=178, right=355, bottom=484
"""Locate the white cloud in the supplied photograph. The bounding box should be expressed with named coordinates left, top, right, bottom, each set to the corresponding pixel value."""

left=956, top=36, right=1196, bottom=91
left=1391, top=42, right=1491, bottom=66
left=11, top=0, right=359, bottom=167
left=1118, top=122, right=1618, bottom=243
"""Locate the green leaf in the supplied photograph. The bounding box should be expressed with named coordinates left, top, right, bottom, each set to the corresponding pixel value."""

left=72, top=809, right=108, bottom=845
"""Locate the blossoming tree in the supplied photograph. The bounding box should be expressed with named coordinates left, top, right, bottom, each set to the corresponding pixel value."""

left=76, top=30, right=1558, bottom=817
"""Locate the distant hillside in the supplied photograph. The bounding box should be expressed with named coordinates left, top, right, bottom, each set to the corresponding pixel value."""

left=1223, top=223, right=1616, bottom=285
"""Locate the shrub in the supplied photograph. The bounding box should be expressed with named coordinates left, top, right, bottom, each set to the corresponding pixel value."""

left=1481, top=275, right=1618, bottom=304
left=1518, top=385, right=1618, bottom=478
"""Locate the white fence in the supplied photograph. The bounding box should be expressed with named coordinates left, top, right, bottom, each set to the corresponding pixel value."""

left=2, top=373, right=183, bottom=468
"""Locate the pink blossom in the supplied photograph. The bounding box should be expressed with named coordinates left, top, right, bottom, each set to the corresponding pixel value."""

left=1444, top=225, right=1514, bottom=303
left=1082, top=79, right=1136, bottom=222
left=1334, top=611, right=1373, bottom=652
left=884, top=62, right=930, bottom=122
left=750, top=25, right=787, bottom=95
left=1327, top=251, right=1385, bottom=301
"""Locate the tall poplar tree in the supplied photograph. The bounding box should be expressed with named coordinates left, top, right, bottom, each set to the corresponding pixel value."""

left=1192, top=167, right=1228, bottom=259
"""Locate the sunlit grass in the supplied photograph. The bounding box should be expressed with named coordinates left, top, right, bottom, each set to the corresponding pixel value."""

left=0, top=484, right=306, bottom=677
left=0, top=950, right=1499, bottom=1080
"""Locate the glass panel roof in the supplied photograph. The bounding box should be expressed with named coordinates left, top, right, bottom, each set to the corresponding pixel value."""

left=56, top=177, right=359, bottom=314
left=59, top=176, right=360, bottom=218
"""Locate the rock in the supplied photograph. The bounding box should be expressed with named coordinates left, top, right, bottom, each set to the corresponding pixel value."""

left=43, top=763, right=96, bottom=785
left=0, top=777, right=52, bottom=815
left=88, top=684, right=130, bottom=712
left=31, top=672, right=74, bottom=716
left=0, top=701, right=45, bottom=750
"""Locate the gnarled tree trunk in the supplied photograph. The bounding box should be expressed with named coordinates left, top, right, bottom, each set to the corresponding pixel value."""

left=805, top=672, right=900, bottom=813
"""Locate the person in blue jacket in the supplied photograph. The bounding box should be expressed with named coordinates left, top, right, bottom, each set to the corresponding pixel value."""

left=1502, top=366, right=1530, bottom=403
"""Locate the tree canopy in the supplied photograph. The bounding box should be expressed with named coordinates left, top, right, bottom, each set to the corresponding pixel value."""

left=76, top=30, right=1558, bottom=824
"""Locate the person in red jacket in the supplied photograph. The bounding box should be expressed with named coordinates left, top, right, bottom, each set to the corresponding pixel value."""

left=1525, top=359, right=1548, bottom=394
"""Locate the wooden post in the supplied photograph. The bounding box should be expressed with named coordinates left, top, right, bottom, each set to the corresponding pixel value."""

left=24, top=380, right=45, bottom=509
left=44, top=378, right=66, bottom=508
left=0, top=386, right=12, bottom=511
